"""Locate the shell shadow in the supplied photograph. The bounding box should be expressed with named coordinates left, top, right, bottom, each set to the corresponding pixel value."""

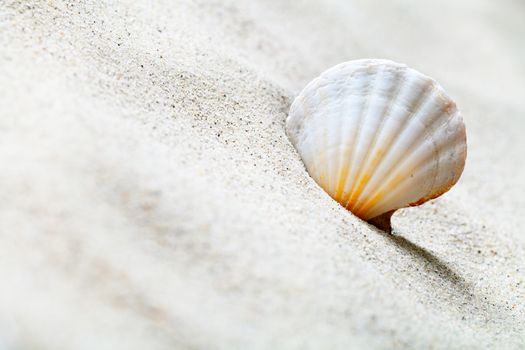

left=375, top=228, right=522, bottom=331
left=379, top=229, right=473, bottom=294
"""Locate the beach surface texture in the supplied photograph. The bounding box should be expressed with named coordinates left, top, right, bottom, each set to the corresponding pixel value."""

left=1, top=1, right=524, bottom=349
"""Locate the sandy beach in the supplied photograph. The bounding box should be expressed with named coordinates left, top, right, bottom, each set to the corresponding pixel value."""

left=1, top=0, right=524, bottom=349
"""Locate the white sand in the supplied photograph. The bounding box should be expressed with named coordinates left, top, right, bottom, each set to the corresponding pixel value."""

left=1, top=0, right=524, bottom=349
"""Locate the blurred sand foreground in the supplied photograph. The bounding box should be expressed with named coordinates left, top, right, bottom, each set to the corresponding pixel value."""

left=1, top=1, right=524, bottom=349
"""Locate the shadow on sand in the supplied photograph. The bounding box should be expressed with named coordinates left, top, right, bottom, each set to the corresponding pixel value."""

left=376, top=228, right=473, bottom=294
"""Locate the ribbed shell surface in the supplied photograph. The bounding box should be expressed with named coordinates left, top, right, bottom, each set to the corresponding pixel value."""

left=286, top=59, right=467, bottom=220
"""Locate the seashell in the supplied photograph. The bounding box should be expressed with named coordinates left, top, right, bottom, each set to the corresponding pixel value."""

left=286, top=59, right=467, bottom=232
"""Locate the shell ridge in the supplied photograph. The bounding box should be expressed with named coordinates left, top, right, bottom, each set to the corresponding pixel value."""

left=343, top=65, right=388, bottom=208
left=424, top=111, right=465, bottom=196
left=333, top=69, right=375, bottom=201
left=327, top=74, right=355, bottom=194
left=311, top=79, right=333, bottom=184
left=335, top=66, right=377, bottom=206
left=348, top=76, right=437, bottom=212
left=344, top=64, right=390, bottom=208
left=411, top=111, right=463, bottom=205
left=354, top=105, right=444, bottom=217
left=363, top=138, right=464, bottom=219
left=351, top=68, right=409, bottom=210
left=333, top=71, right=363, bottom=201
left=402, top=105, right=462, bottom=202
left=403, top=109, right=463, bottom=200
left=360, top=150, right=440, bottom=218
left=315, top=79, right=332, bottom=189
left=331, top=86, right=345, bottom=197
left=340, top=65, right=383, bottom=208
left=347, top=66, right=406, bottom=210
left=357, top=114, right=463, bottom=218
left=320, top=78, right=353, bottom=194
left=316, top=79, right=333, bottom=192
left=353, top=87, right=455, bottom=214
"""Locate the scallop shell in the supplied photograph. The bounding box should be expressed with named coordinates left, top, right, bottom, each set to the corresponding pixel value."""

left=286, top=59, right=467, bottom=230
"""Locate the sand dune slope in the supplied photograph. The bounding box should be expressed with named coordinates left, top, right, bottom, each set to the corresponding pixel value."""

left=1, top=1, right=524, bottom=349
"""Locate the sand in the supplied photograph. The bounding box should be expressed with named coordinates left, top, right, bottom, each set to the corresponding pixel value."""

left=1, top=0, right=524, bottom=349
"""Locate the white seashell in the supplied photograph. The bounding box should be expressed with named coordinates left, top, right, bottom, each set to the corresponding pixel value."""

left=286, top=59, right=467, bottom=231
